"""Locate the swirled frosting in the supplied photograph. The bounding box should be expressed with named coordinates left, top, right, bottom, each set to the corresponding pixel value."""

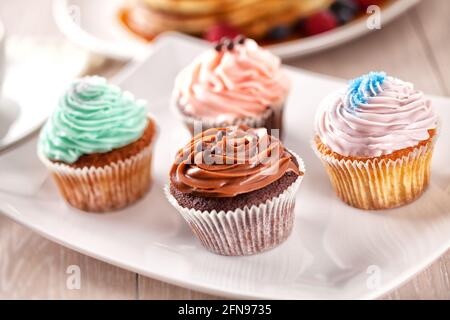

left=174, top=38, right=290, bottom=123
left=39, top=76, right=149, bottom=164
left=170, top=125, right=302, bottom=197
left=315, top=72, right=438, bottom=157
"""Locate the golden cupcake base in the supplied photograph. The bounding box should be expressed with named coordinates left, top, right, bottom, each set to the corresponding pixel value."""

left=314, top=135, right=436, bottom=210
left=41, top=146, right=153, bottom=213
left=39, top=118, right=157, bottom=213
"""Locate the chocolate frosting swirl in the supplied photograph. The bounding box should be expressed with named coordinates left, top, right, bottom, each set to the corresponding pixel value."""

left=170, top=126, right=302, bottom=197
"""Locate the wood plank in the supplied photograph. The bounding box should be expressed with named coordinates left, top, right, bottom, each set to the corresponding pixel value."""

left=412, top=0, right=450, bottom=96
left=0, top=215, right=136, bottom=299
left=383, top=253, right=450, bottom=300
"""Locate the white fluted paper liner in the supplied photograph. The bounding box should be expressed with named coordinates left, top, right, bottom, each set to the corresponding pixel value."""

left=165, top=152, right=305, bottom=256
left=313, top=138, right=436, bottom=210
left=38, top=145, right=153, bottom=213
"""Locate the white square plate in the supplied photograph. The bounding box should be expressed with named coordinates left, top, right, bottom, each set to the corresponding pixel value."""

left=0, top=34, right=449, bottom=299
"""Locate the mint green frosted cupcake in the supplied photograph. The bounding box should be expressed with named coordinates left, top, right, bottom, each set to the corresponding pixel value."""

left=38, top=76, right=157, bottom=212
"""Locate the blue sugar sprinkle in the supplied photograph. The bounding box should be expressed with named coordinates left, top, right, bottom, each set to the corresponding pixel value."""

left=346, top=71, right=386, bottom=111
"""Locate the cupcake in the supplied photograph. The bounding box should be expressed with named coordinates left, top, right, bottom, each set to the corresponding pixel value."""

left=166, top=125, right=305, bottom=256
left=314, top=72, right=439, bottom=210
left=172, top=36, right=290, bottom=137
left=38, top=76, right=157, bottom=212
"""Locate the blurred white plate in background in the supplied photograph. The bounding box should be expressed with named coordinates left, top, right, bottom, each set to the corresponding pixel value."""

left=53, top=0, right=420, bottom=60
left=0, top=37, right=89, bottom=151
left=0, top=35, right=449, bottom=299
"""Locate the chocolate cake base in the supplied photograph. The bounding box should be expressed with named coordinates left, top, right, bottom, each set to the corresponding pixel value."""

left=168, top=170, right=302, bottom=256
left=167, top=148, right=303, bottom=255
left=170, top=171, right=298, bottom=212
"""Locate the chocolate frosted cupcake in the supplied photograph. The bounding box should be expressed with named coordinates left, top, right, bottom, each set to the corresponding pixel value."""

left=173, top=36, right=290, bottom=137
left=166, top=125, right=305, bottom=256
left=314, top=72, right=439, bottom=210
left=38, top=76, right=157, bottom=212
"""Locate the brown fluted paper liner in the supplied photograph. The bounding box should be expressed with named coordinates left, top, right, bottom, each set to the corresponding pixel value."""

left=39, top=146, right=153, bottom=212
left=174, top=99, right=285, bottom=137
left=315, top=142, right=435, bottom=210
left=166, top=153, right=305, bottom=256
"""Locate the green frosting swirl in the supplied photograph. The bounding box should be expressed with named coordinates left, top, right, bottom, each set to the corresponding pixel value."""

left=39, top=76, right=148, bottom=164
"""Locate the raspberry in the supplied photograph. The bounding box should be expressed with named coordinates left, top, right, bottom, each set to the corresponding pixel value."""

left=354, top=0, right=383, bottom=10
left=204, top=23, right=241, bottom=42
left=302, top=11, right=338, bottom=36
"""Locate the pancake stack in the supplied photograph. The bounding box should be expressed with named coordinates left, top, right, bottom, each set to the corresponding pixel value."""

left=124, top=0, right=334, bottom=40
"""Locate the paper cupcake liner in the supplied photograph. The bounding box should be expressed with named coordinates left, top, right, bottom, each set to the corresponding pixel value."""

left=314, top=140, right=436, bottom=210
left=173, top=99, right=285, bottom=137
left=165, top=153, right=305, bottom=256
left=39, top=146, right=153, bottom=213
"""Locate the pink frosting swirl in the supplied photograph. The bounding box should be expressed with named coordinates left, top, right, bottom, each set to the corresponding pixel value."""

left=173, top=39, right=290, bottom=122
left=315, top=76, right=438, bottom=157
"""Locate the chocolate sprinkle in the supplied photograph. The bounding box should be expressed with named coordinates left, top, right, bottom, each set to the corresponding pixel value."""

left=213, top=37, right=243, bottom=52
left=235, top=35, right=246, bottom=44
left=222, top=39, right=231, bottom=50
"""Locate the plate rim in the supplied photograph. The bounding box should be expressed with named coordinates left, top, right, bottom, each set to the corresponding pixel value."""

left=52, top=0, right=421, bottom=61
left=0, top=36, right=90, bottom=153
left=52, top=0, right=150, bottom=60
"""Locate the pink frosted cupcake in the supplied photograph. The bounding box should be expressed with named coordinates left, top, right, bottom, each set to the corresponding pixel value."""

left=173, top=36, right=290, bottom=137
left=314, top=72, right=439, bottom=210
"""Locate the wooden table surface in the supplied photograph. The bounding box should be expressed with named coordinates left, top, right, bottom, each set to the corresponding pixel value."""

left=0, top=0, right=449, bottom=299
